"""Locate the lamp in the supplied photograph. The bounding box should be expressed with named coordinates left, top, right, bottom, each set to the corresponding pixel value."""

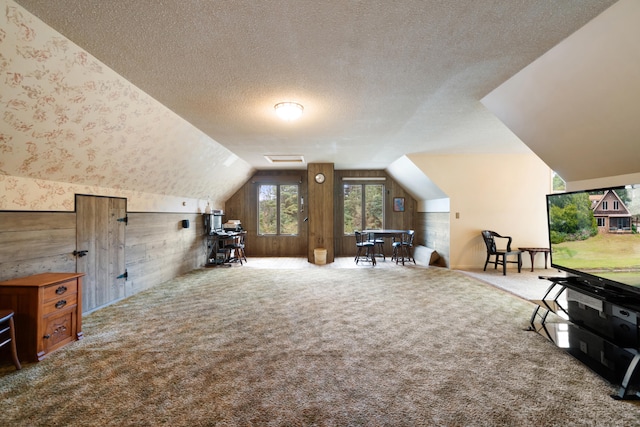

left=274, top=102, right=304, bottom=121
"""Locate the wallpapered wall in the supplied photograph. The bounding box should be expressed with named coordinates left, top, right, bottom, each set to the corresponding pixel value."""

left=0, top=0, right=253, bottom=212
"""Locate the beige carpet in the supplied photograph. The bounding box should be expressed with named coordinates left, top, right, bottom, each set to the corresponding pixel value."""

left=1, top=264, right=639, bottom=426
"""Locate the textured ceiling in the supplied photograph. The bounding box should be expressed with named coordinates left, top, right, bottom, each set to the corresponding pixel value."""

left=13, top=0, right=617, bottom=171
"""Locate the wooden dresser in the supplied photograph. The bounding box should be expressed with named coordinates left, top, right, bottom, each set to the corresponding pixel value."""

left=0, top=273, right=84, bottom=362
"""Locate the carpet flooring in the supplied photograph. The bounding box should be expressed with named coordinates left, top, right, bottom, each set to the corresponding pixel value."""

left=1, top=264, right=639, bottom=426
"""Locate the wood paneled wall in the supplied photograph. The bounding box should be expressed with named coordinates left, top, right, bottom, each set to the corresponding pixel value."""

left=125, top=212, right=203, bottom=295
left=224, top=171, right=308, bottom=257
left=307, top=163, right=334, bottom=263
left=225, top=169, right=418, bottom=258
left=0, top=212, right=76, bottom=282
left=416, top=211, right=450, bottom=267
left=0, top=210, right=204, bottom=311
left=333, top=170, right=418, bottom=256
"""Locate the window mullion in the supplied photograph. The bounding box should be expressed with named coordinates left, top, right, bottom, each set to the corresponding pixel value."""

left=276, top=186, right=281, bottom=235
left=361, top=184, right=367, bottom=230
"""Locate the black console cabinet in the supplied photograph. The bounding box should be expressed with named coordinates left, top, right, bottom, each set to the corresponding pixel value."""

left=530, top=276, right=640, bottom=400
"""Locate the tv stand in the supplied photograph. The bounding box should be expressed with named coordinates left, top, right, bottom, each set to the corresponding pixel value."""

left=529, top=276, right=640, bottom=400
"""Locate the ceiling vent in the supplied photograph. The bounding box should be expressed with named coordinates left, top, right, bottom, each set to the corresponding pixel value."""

left=264, top=155, right=305, bottom=164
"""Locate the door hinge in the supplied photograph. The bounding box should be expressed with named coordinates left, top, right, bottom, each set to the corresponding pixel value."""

left=117, top=270, right=128, bottom=280
left=117, top=216, right=128, bottom=225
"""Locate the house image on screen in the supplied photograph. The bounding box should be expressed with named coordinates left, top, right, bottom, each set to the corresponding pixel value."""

left=590, top=190, right=632, bottom=233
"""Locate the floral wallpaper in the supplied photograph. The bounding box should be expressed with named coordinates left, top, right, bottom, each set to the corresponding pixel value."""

left=0, top=0, right=253, bottom=211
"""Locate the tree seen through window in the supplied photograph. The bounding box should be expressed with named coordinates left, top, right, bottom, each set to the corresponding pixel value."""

left=343, top=183, right=384, bottom=234
left=258, top=184, right=299, bottom=235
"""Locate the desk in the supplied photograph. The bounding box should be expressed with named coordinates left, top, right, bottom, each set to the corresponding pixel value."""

left=518, top=247, right=550, bottom=272
left=363, top=229, right=408, bottom=259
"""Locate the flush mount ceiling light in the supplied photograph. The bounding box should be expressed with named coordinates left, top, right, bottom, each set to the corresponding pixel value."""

left=274, top=102, right=304, bottom=121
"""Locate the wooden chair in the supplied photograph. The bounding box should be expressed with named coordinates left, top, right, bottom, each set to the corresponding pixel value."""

left=392, top=230, right=416, bottom=265
left=354, top=231, right=376, bottom=266
left=0, top=309, right=21, bottom=370
left=224, top=231, right=247, bottom=265
left=481, top=230, right=522, bottom=275
left=367, top=232, right=386, bottom=261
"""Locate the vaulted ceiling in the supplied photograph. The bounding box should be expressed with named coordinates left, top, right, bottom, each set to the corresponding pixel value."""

left=12, top=0, right=618, bottom=167
left=4, top=0, right=635, bottom=204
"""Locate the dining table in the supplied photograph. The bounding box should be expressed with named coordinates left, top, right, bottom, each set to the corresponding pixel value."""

left=362, top=229, right=409, bottom=260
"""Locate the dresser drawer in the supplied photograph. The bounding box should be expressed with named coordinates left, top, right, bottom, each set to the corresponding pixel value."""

left=0, top=273, right=84, bottom=362
left=42, top=311, right=74, bottom=350
left=42, top=293, right=77, bottom=316
left=43, top=280, right=78, bottom=302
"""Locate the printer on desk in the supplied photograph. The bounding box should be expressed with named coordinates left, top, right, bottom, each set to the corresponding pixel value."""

left=224, top=219, right=242, bottom=232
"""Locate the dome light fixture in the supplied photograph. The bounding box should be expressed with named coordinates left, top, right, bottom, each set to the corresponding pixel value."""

left=274, top=102, right=304, bottom=121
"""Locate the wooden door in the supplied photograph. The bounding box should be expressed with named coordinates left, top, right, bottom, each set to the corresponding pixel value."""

left=75, top=195, right=126, bottom=313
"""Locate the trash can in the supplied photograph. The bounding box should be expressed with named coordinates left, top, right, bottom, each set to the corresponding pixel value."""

left=314, top=248, right=327, bottom=265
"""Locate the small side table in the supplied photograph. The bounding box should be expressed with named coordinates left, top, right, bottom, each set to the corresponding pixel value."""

left=518, top=247, right=550, bottom=272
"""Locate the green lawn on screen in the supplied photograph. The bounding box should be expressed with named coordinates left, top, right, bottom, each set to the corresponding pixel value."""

left=553, top=233, right=640, bottom=271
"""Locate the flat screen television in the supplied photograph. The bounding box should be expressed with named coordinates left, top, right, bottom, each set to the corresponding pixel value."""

left=546, top=183, right=640, bottom=298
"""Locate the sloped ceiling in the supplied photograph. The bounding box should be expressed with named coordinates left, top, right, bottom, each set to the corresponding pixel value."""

left=482, top=0, right=640, bottom=184
left=0, top=1, right=253, bottom=205
left=2, top=0, right=625, bottom=202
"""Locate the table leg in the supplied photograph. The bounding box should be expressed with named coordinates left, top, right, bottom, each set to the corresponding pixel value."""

left=528, top=251, right=535, bottom=272
left=544, top=251, right=549, bottom=269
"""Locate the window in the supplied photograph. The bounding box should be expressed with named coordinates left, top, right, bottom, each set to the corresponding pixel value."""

left=602, top=201, right=608, bottom=210
left=343, top=183, right=384, bottom=234
left=614, top=201, right=620, bottom=210
left=597, top=217, right=605, bottom=227
left=552, top=171, right=566, bottom=192
left=258, top=184, right=299, bottom=235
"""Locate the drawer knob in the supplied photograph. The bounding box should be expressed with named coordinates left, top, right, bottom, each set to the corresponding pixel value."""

left=55, top=286, right=68, bottom=295
left=55, top=300, right=67, bottom=309
left=43, top=325, right=67, bottom=340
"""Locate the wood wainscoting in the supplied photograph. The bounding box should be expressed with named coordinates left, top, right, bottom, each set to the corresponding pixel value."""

left=0, top=211, right=77, bottom=282
left=0, top=208, right=204, bottom=314
left=125, top=212, right=204, bottom=297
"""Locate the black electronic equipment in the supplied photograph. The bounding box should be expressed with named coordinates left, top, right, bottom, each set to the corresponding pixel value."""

left=203, top=212, right=224, bottom=235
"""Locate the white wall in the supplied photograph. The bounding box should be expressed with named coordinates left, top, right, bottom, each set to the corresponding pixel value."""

left=481, top=0, right=640, bottom=184
left=407, top=153, right=551, bottom=270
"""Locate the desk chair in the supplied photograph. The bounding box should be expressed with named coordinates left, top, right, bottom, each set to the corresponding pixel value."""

left=0, top=309, right=21, bottom=370
left=481, top=230, right=522, bottom=275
